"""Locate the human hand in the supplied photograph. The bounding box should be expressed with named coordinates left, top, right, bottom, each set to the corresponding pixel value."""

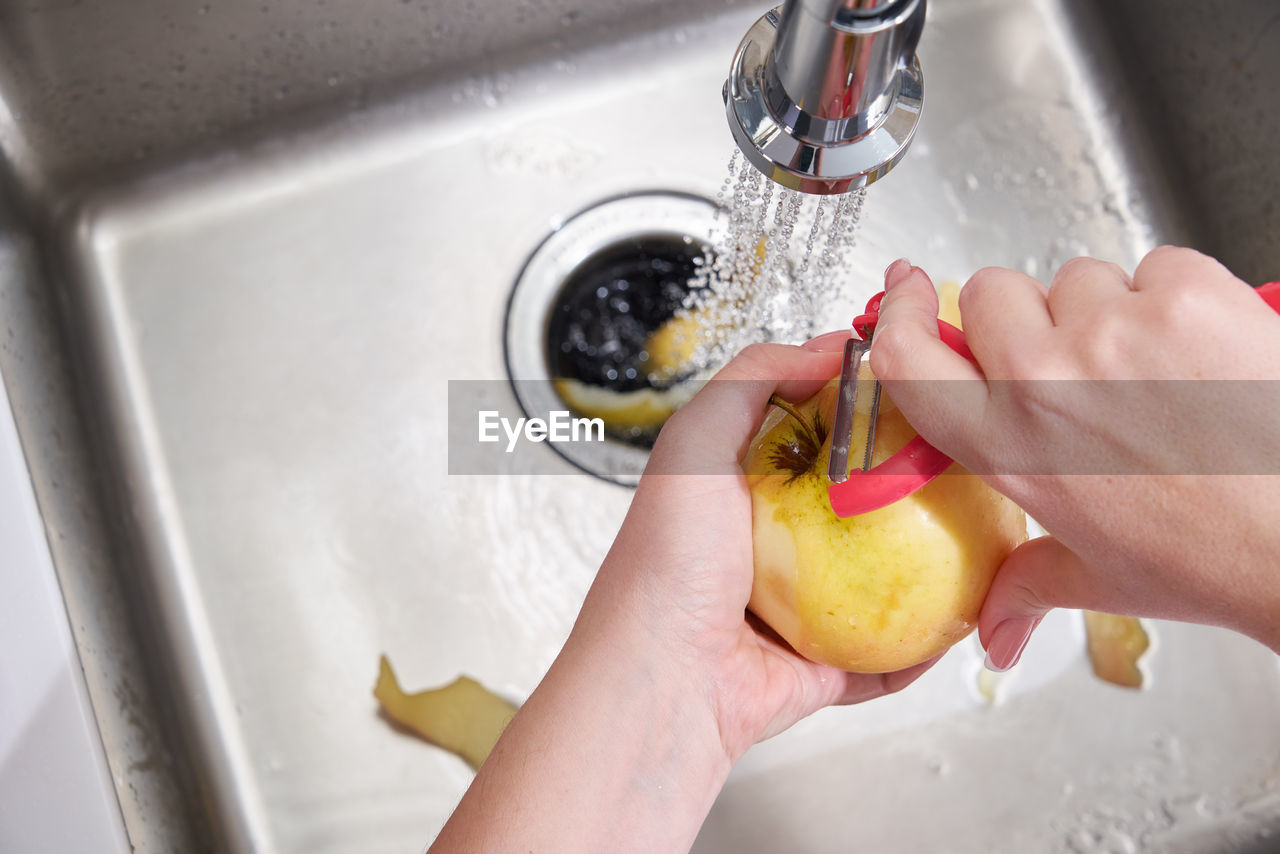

left=581, top=339, right=940, bottom=762
left=869, top=247, right=1280, bottom=669
left=434, top=339, right=939, bottom=854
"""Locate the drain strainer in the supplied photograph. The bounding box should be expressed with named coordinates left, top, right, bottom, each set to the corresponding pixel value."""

left=504, top=191, right=722, bottom=485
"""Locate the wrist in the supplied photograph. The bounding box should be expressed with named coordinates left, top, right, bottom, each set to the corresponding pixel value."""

left=433, top=595, right=735, bottom=853
left=541, top=616, right=735, bottom=850
left=1226, top=506, right=1280, bottom=655
left=567, top=590, right=738, bottom=777
left=1237, top=584, right=1280, bottom=655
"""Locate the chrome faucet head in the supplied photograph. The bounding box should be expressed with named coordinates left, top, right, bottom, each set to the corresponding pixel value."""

left=724, top=0, right=926, bottom=195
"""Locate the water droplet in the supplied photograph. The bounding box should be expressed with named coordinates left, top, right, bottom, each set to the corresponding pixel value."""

left=671, top=154, right=868, bottom=371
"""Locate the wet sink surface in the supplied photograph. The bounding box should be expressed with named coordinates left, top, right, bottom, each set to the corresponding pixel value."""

left=3, top=0, right=1279, bottom=851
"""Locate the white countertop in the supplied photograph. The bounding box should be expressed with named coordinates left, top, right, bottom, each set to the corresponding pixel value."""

left=0, top=368, right=130, bottom=852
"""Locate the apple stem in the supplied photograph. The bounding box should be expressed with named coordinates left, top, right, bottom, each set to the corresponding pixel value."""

left=767, top=394, right=818, bottom=446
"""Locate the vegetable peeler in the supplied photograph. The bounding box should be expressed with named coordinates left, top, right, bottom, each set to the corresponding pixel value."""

left=826, top=280, right=1280, bottom=518
left=826, top=291, right=970, bottom=518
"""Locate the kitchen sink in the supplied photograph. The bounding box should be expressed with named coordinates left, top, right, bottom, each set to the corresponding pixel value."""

left=1, top=0, right=1278, bottom=852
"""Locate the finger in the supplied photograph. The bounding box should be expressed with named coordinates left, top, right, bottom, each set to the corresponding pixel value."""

left=832, top=653, right=943, bottom=705
left=742, top=626, right=943, bottom=742
left=871, top=261, right=985, bottom=384
left=977, top=535, right=1113, bottom=671
left=1129, top=246, right=1275, bottom=352
left=870, top=261, right=978, bottom=379
left=646, top=342, right=843, bottom=476
left=869, top=262, right=989, bottom=462
left=801, top=328, right=853, bottom=352
left=1045, top=257, right=1133, bottom=325
left=1132, top=244, right=1242, bottom=294
left=955, top=266, right=1053, bottom=374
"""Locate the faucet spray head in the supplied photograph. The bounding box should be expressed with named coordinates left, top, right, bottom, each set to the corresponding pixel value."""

left=724, top=0, right=926, bottom=195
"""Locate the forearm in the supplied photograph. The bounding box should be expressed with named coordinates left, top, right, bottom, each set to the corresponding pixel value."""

left=430, top=609, right=733, bottom=853
left=1053, top=474, right=1280, bottom=653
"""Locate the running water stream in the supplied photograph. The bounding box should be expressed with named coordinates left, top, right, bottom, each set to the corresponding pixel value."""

left=673, top=150, right=868, bottom=379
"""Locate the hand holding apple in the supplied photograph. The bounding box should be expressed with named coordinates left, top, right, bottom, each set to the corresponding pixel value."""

left=431, top=339, right=943, bottom=853
left=588, top=340, right=943, bottom=758
left=744, top=372, right=1027, bottom=673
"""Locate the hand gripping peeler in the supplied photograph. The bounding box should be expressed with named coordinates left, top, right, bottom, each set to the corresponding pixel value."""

left=826, top=280, right=1280, bottom=518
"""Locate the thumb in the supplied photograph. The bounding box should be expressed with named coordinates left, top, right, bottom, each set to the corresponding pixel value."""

left=645, top=342, right=843, bottom=477
left=978, top=536, right=1100, bottom=671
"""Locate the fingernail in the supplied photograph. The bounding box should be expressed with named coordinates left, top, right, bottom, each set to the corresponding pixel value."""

left=884, top=258, right=912, bottom=291
left=801, top=329, right=851, bottom=352
left=983, top=616, right=1038, bottom=673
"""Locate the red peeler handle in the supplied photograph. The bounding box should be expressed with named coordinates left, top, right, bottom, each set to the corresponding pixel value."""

left=852, top=291, right=973, bottom=361
left=1258, top=281, right=1280, bottom=312
left=828, top=280, right=1280, bottom=518
left=828, top=293, right=970, bottom=518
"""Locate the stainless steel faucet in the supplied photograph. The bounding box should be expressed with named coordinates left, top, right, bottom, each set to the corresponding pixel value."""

left=724, top=0, right=926, bottom=195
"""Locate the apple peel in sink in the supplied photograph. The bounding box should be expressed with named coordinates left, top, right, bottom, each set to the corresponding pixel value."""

left=1083, top=611, right=1150, bottom=688
left=374, top=656, right=517, bottom=770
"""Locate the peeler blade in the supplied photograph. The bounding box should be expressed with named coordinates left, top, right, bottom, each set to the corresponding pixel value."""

left=827, top=337, right=871, bottom=484
left=861, top=378, right=881, bottom=472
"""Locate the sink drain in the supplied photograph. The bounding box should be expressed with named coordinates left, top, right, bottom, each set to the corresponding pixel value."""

left=504, top=191, right=721, bottom=485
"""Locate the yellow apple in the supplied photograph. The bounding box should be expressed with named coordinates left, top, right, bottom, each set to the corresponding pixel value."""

left=744, top=371, right=1026, bottom=673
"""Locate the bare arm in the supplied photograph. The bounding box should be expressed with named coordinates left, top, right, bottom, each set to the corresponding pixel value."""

left=432, top=340, right=934, bottom=852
